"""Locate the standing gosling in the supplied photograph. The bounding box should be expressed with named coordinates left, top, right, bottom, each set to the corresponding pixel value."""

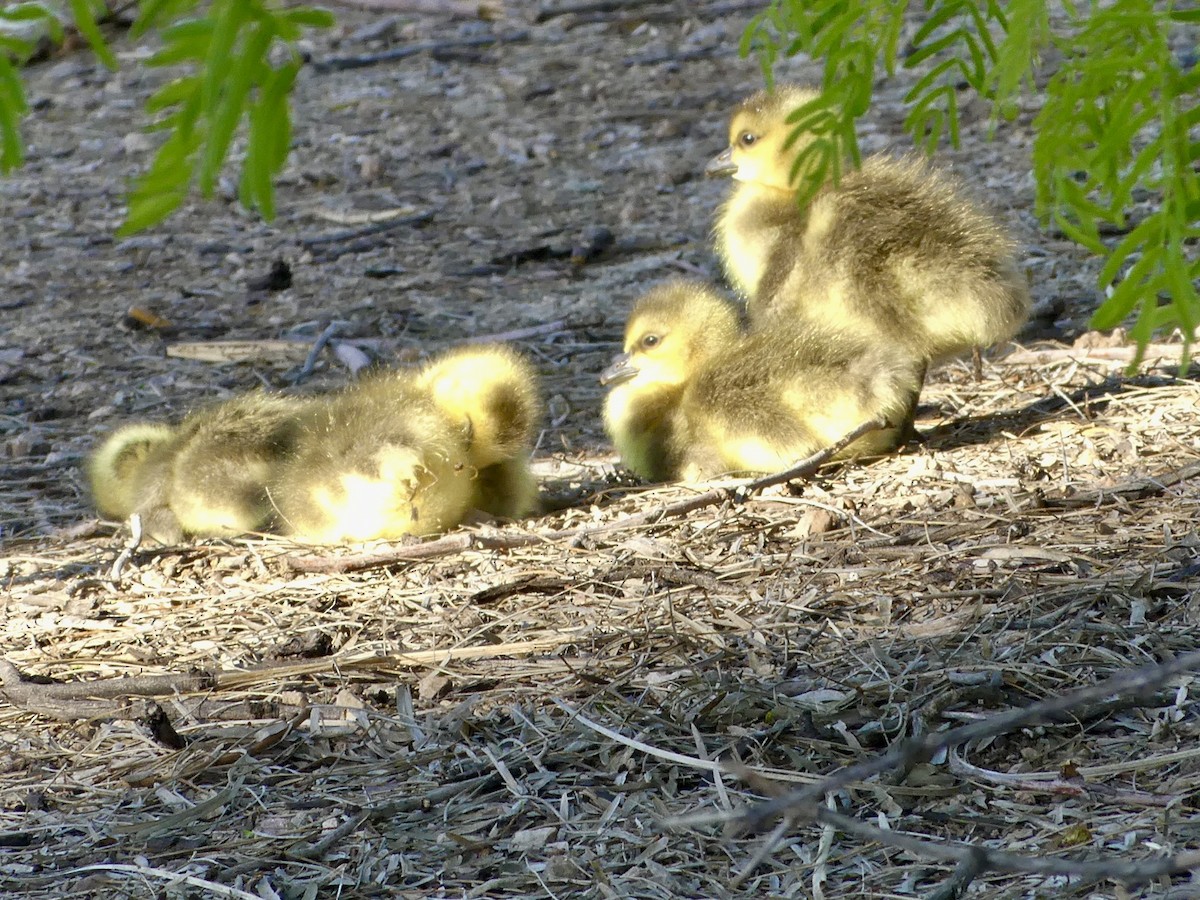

left=708, top=84, right=1030, bottom=363
left=602, top=281, right=922, bottom=482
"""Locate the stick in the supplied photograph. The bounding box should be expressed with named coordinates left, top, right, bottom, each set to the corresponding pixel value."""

left=330, top=0, right=500, bottom=16
left=734, top=645, right=1200, bottom=835
left=310, top=31, right=529, bottom=73
left=285, top=416, right=889, bottom=573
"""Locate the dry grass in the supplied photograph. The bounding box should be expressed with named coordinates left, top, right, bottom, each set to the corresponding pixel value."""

left=4, top=349, right=1200, bottom=898
left=2, top=3, right=1200, bottom=898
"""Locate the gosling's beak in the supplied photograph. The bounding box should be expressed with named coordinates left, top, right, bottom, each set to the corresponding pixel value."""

left=705, top=146, right=736, bottom=178
left=600, top=352, right=638, bottom=386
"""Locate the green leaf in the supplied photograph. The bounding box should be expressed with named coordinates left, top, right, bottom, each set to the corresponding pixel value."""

left=147, top=25, right=212, bottom=68
left=1, top=3, right=65, bottom=44
left=0, top=51, right=29, bottom=116
left=1168, top=7, right=1200, bottom=22
left=199, top=17, right=275, bottom=197
left=119, top=190, right=186, bottom=236
left=203, top=1, right=250, bottom=113
left=146, top=75, right=202, bottom=113
left=69, top=0, right=118, bottom=70
left=281, top=7, right=335, bottom=28
left=0, top=58, right=25, bottom=172
left=1092, top=249, right=1160, bottom=330
left=1099, top=216, right=1163, bottom=287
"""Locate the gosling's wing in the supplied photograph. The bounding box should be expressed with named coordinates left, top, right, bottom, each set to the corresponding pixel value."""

left=270, top=379, right=476, bottom=542
left=760, top=157, right=1030, bottom=359
left=166, top=394, right=308, bottom=538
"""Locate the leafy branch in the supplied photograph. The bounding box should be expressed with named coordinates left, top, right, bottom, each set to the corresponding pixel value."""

left=742, top=0, right=1200, bottom=360
left=0, top=0, right=333, bottom=232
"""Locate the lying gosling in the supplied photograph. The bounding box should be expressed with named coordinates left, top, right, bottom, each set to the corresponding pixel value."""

left=88, top=347, right=543, bottom=543
left=602, top=281, right=922, bottom=482
left=417, top=344, right=542, bottom=519
left=89, top=395, right=306, bottom=544
left=708, top=84, right=1030, bottom=363
left=274, top=345, right=543, bottom=542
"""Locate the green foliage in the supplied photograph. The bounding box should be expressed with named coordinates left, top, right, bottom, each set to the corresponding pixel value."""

left=0, top=3, right=63, bottom=171
left=0, top=0, right=333, bottom=231
left=742, top=0, right=1200, bottom=363
left=123, top=0, right=333, bottom=233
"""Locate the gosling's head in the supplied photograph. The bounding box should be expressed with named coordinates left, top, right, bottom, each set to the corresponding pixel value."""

left=706, top=84, right=823, bottom=191
left=601, top=282, right=740, bottom=391
left=419, top=344, right=542, bottom=468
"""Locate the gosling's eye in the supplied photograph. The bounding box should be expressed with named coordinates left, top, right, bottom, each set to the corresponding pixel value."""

left=640, top=334, right=661, bottom=350
left=738, top=131, right=757, bottom=147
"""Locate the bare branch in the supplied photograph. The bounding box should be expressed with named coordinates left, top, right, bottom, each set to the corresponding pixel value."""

left=735, top=646, right=1200, bottom=834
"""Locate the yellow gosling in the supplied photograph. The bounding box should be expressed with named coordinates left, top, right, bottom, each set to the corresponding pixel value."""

left=602, top=281, right=923, bottom=482
left=709, top=84, right=1030, bottom=363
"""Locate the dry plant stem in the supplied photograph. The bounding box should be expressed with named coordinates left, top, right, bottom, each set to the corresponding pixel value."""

left=299, top=210, right=433, bottom=247
left=0, top=661, right=215, bottom=700
left=291, top=322, right=341, bottom=384
left=331, top=0, right=497, bottom=15
left=0, top=660, right=212, bottom=721
left=926, top=850, right=986, bottom=900
left=0, top=636, right=572, bottom=722
left=463, top=319, right=567, bottom=343
left=1000, top=344, right=1194, bottom=366
left=737, top=646, right=1200, bottom=835
left=810, top=805, right=1200, bottom=884
left=312, top=31, right=530, bottom=72
left=285, top=416, right=890, bottom=573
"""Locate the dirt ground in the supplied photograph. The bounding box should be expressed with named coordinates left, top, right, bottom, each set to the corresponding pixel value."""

left=2, top=3, right=1199, bottom=898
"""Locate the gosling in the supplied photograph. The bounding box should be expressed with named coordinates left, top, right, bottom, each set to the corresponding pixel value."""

left=708, top=84, right=1030, bottom=363
left=88, top=347, right=543, bottom=544
left=601, top=281, right=923, bottom=482
left=273, top=345, right=542, bottom=543
left=89, top=395, right=307, bottom=544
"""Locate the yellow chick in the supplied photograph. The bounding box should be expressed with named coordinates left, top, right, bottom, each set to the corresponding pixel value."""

left=708, top=84, right=1030, bottom=363
left=89, top=395, right=307, bottom=544
left=89, top=346, right=543, bottom=545
left=269, top=345, right=543, bottom=543
left=267, top=379, right=477, bottom=543
left=88, top=422, right=175, bottom=524
left=416, top=344, right=543, bottom=518
left=602, top=281, right=923, bottom=482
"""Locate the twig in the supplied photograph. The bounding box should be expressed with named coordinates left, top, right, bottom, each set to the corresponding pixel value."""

left=0, top=632, right=571, bottom=720
left=290, top=322, right=342, bottom=384
left=298, top=210, right=433, bottom=248
left=945, top=746, right=1175, bottom=807
left=108, top=511, right=142, bottom=582
left=0, top=660, right=215, bottom=701
left=999, top=344, right=1191, bottom=367
left=463, top=320, right=568, bottom=344
left=928, top=850, right=987, bottom=900
left=807, top=805, right=1200, bottom=884
left=735, top=646, right=1200, bottom=835
left=329, top=0, right=501, bottom=17
left=310, top=31, right=529, bottom=72
left=568, top=687, right=1200, bottom=888
left=50, top=864, right=261, bottom=900
left=285, top=416, right=889, bottom=573
left=534, top=0, right=644, bottom=22
left=0, top=660, right=214, bottom=721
